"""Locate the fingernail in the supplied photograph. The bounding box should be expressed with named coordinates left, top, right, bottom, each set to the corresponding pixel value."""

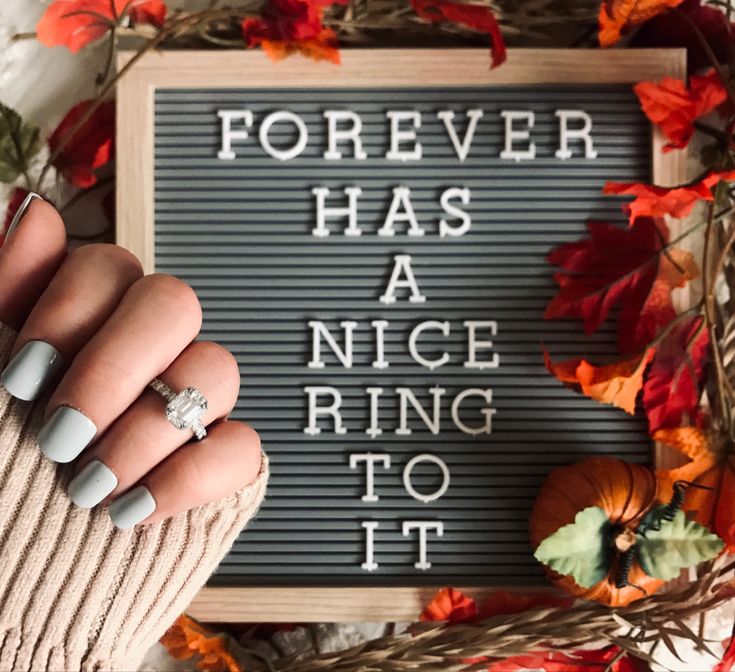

left=108, top=486, right=156, bottom=529
left=68, top=459, right=118, bottom=509
left=38, top=406, right=97, bottom=463
left=6, top=192, right=42, bottom=240
left=1, top=340, right=63, bottom=401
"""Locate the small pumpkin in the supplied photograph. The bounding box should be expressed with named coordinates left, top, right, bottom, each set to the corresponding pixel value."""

left=529, top=456, right=664, bottom=606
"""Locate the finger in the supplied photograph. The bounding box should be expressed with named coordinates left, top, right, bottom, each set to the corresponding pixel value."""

left=67, top=341, right=241, bottom=509
left=38, top=274, right=202, bottom=463
left=107, top=420, right=262, bottom=528
left=0, top=194, right=67, bottom=329
left=1, top=244, right=143, bottom=401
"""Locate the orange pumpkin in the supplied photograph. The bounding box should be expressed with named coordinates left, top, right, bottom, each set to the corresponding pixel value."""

left=529, top=456, right=664, bottom=606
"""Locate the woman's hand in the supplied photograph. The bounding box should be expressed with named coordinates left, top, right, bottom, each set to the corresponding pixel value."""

left=0, top=194, right=262, bottom=528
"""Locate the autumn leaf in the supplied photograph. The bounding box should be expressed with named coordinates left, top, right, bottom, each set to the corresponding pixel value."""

left=715, top=636, right=735, bottom=672
left=655, top=427, right=735, bottom=552
left=545, top=217, right=697, bottom=353
left=160, top=615, right=242, bottom=672
left=488, top=646, right=648, bottom=672
left=37, top=0, right=167, bottom=53
left=48, top=99, right=115, bottom=188
left=642, top=314, right=709, bottom=431
left=478, top=590, right=572, bottom=618
left=631, top=0, right=735, bottom=72
left=411, top=0, right=506, bottom=68
left=419, top=587, right=478, bottom=622
left=545, top=349, right=654, bottom=415
left=599, top=0, right=685, bottom=47
left=0, top=102, right=41, bottom=184
left=604, top=170, right=735, bottom=224
left=635, top=69, right=727, bottom=151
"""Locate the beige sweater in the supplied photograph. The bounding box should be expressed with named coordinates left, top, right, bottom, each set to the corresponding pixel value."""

left=0, top=321, right=269, bottom=672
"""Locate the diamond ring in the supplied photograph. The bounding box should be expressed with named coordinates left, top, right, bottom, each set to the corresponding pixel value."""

left=149, top=379, right=208, bottom=440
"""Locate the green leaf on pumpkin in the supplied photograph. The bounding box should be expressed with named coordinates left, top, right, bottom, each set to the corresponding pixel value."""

left=533, top=506, right=611, bottom=588
left=0, top=102, right=41, bottom=184
left=637, top=508, right=724, bottom=581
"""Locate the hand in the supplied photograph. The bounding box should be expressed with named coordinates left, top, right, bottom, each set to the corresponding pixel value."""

left=0, top=194, right=262, bottom=528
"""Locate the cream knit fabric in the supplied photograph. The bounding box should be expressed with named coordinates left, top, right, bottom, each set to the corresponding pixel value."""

left=0, top=321, right=269, bottom=672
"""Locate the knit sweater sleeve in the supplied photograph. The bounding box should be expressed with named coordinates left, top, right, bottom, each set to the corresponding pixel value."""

left=0, top=321, right=269, bottom=672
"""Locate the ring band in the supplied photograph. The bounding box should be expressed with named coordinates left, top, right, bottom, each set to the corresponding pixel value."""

left=149, top=379, right=208, bottom=440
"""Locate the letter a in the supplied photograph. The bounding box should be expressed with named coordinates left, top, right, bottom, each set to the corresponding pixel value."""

left=379, top=255, right=426, bottom=305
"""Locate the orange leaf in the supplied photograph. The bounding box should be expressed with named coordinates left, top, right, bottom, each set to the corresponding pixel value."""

left=260, top=29, right=340, bottom=64
left=599, top=0, right=686, bottom=47
left=634, top=69, right=727, bottom=151
left=544, top=349, right=654, bottom=415
left=160, top=615, right=242, bottom=672
left=656, top=427, right=735, bottom=552
left=419, top=587, right=478, bottom=622
left=37, top=0, right=166, bottom=52
left=604, top=170, right=735, bottom=224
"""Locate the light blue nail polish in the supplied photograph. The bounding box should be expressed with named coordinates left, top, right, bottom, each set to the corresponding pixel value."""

left=108, top=486, right=156, bottom=529
left=38, top=406, right=97, bottom=463
left=69, top=459, right=118, bottom=509
left=1, top=340, right=63, bottom=401
left=6, top=192, right=42, bottom=240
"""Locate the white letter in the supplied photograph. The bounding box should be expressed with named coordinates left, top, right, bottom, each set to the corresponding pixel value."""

left=308, top=320, right=357, bottom=369
left=451, top=388, right=496, bottom=436
left=402, top=521, right=444, bottom=570
left=500, top=111, right=536, bottom=162
left=403, top=453, right=450, bottom=504
left=323, top=110, right=367, bottom=160
left=259, top=110, right=308, bottom=161
left=365, top=386, right=383, bottom=439
left=555, top=109, right=598, bottom=159
left=311, top=186, right=363, bottom=238
left=304, top=386, right=346, bottom=435
left=361, top=521, right=379, bottom=571
left=396, top=386, right=445, bottom=436
left=386, top=111, right=422, bottom=161
left=350, top=453, right=391, bottom=502
left=378, top=187, right=425, bottom=237
left=439, top=187, right=471, bottom=238
left=380, top=254, right=426, bottom=305
left=464, top=320, right=499, bottom=369
left=217, top=110, right=253, bottom=160
left=409, top=321, right=450, bottom=370
left=371, top=319, right=389, bottom=369
left=437, top=109, right=483, bottom=161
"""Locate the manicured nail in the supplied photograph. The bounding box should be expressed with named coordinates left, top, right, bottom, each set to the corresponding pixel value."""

left=108, top=486, right=156, bottom=529
left=1, top=340, right=63, bottom=401
left=6, top=192, right=42, bottom=239
left=68, top=459, right=118, bottom=509
left=38, top=406, right=97, bottom=463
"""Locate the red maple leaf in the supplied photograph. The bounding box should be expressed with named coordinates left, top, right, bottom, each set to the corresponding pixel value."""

left=544, top=217, right=698, bottom=354
left=489, top=646, right=647, bottom=672
left=715, top=636, right=735, bottom=672
left=411, top=0, right=506, bottom=68
left=242, top=0, right=346, bottom=63
left=49, top=99, right=115, bottom=188
left=604, top=170, right=735, bottom=224
left=37, top=0, right=166, bottom=52
left=632, top=0, right=735, bottom=72
left=419, top=587, right=478, bottom=622
left=642, top=314, right=709, bottom=431
left=1, top=187, right=31, bottom=248
left=478, top=590, right=572, bottom=618
left=634, top=69, right=728, bottom=151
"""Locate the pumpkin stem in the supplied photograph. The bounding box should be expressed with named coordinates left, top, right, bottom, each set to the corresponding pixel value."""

left=613, top=527, right=637, bottom=553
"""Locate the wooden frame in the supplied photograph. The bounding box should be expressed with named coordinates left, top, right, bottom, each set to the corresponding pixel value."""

left=117, top=48, right=687, bottom=622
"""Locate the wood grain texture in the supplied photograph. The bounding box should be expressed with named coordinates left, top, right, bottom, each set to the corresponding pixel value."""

left=117, top=48, right=688, bottom=621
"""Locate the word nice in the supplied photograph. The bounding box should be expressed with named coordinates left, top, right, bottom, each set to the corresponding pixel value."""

left=216, top=108, right=598, bottom=162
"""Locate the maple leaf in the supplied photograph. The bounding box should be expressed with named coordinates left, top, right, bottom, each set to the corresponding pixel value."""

left=411, top=0, right=506, bottom=68
left=545, top=349, right=654, bottom=415
left=599, top=0, right=686, bottom=47
left=642, top=314, right=709, bottom=431
left=478, top=589, right=572, bottom=618
left=419, top=587, right=477, bottom=622
left=1, top=187, right=31, bottom=248
left=715, top=636, right=735, bottom=672
left=604, top=170, right=735, bottom=224
left=631, top=0, right=735, bottom=72
left=37, top=0, right=166, bottom=53
left=635, top=69, right=728, bottom=151
left=545, top=217, right=697, bottom=353
left=488, top=646, right=647, bottom=672
left=48, top=99, right=115, bottom=188
left=655, top=426, right=735, bottom=552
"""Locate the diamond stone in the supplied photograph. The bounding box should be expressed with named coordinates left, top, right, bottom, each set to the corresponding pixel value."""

left=166, top=387, right=208, bottom=430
